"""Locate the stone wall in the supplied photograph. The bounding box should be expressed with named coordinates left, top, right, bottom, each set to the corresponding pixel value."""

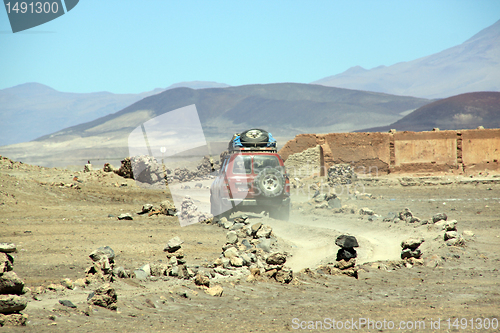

left=279, top=129, right=500, bottom=175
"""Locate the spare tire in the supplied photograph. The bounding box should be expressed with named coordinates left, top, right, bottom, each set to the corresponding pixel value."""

left=254, top=167, right=285, bottom=197
left=240, top=129, right=269, bottom=143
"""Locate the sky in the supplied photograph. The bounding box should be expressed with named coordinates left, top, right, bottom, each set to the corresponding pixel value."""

left=1, top=0, right=499, bottom=94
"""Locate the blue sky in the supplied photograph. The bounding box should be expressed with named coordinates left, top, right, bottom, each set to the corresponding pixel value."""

left=1, top=0, right=499, bottom=94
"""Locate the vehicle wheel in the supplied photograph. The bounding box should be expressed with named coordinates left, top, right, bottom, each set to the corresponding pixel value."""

left=269, top=203, right=290, bottom=221
left=254, top=168, right=285, bottom=197
left=240, top=129, right=269, bottom=143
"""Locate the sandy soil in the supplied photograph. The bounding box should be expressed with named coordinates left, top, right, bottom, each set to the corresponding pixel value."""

left=1, top=156, right=500, bottom=332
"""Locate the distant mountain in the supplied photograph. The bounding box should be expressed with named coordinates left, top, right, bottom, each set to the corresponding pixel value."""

left=0, top=83, right=165, bottom=146
left=359, top=92, right=500, bottom=132
left=0, top=81, right=231, bottom=146
left=0, top=83, right=430, bottom=167
left=165, top=81, right=231, bottom=90
left=313, top=20, right=500, bottom=99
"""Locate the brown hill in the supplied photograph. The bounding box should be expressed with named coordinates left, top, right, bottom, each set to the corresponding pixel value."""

left=360, top=92, right=500, bottom=132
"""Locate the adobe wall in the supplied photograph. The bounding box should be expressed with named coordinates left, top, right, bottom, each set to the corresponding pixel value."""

left=279, top=128, right=500, bottom=175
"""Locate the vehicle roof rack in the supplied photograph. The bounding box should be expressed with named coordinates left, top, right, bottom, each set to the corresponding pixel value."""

left=228, top=146, right=278, bottom=153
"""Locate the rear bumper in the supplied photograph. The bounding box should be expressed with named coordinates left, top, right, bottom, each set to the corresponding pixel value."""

left=222, top=196, right=290, bottom=207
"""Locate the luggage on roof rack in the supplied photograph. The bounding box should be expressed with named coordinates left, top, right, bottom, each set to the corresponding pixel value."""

left=228, top=129, right=277, bottom=152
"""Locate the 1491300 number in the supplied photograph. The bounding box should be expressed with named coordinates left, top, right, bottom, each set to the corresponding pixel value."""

left=5, top=2, right=60, bottom=14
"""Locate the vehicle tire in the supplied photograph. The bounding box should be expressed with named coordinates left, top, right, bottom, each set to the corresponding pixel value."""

left=239, top=129, right=269, bottom=143
left=254, top=168, right=285, bottom=197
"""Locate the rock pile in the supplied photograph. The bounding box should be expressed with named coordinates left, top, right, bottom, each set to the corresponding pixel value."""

left=384, top=208, right=421, bottom=224
left=335, top=235, right=359, bottom=261
left=327, top=164, right=358, bottom=185
left=130, top=155, right=165, bottom=185
left=114, top=157, right=134, bottom=179
left=179, top=196, right=213, bottom=226
left=440, top=219, right=465, bottom=246
left=85, top=246, right=116, bottom=283
left=87, top=283, right=118, bottom=311
left=401, top=238, right=424, bottom=259
left=112, top=155, right=217, bottom=184
left=0, top=243, right=28, bottom=327
left=209, top=214, right=293, bottom=284
left=312, top=193, right=341, bottom=209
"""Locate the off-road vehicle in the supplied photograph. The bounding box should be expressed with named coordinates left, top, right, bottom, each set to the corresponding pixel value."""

left=210, top=129, right=291, bottom=221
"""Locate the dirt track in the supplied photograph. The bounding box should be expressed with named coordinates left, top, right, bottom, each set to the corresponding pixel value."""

left=1, top=156, right=500, bottom=332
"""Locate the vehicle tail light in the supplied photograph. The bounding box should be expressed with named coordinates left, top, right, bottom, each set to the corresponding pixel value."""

left=284, top=177, right=290, bottom=195
left=224, top=178, right=231, bottom=196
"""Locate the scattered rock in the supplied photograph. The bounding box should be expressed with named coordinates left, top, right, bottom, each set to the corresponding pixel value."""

left=335, top=235, right=359, bottom=248
left=266, top=253, right=287, bottom=265
left=88, top=283, right=117, bottom=310
left=256, top=225, right=273, bottom=238
left=89, top=246, right=115, bottom=262
left=117, top=213, right=133, bottom=220
left=444, top=231, right=459, bottom=241
left=164, top=236, right=183, bottom=253
left=59, top=299, right=77, bottom=308
left=0, top=313, right=28, bottom=326
left=401, top=248, right=422, bottom=259
left=443, top=220, right=458, bottom=231
left=223, top=247, right=239, bottom=259
left=0, top=295, right=27, bottom=314
left=255, top=238, right=272, bottom=253
left=205, top=285, right=223, bottom=297
left=401, top=238, right=424, bottom=250
left=275, top=268, right=293, bottom=284
left=334, top=258, right=356, bottom=270
left=251, top=222, right=262, bottom=236
left=226, top=231, right=238, bottom=244
left=194, top=273, right=210, bottom=287
left=160, top=200, right=177, bottom=216
left=230, top=257, right=244, bottom=267
left=337, top=248, right=357, bottom=261
left=0, top=253, right=13, bottom=273
left=462, top=230, right=475, bottom=237
left=60, top=278, right=74, bottom=290
left=433, top=212, right=448, bottom=223
left=0, top=243, right=16, bottom=253
left=359, top=207, right=374, bottom=215
left=0, top=272, right=24, bottom=295
left=138, top=204, right=153, bottom=214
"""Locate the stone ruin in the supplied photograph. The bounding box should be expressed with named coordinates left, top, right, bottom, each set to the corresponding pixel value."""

left=0, top=243, right=28, bottom=327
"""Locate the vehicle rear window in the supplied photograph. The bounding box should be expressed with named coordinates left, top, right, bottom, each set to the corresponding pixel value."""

left=232, top=155, right=252, bottom=174
left=253, top=155, right=280, bottom=173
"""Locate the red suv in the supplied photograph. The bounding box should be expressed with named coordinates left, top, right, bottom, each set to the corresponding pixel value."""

left=210, top=129, right=291, bottom=221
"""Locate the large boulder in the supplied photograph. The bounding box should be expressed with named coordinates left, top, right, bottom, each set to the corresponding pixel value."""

left=88, top=283, right=118, bottom=310
left=335, top=235, right=359, bottom=249
left=0, top=243, right=16, bottom=253
left=0, top=295, right=27, bottom=314
left=164, top=237, right=183, bottom=253
left=0, top=272, right=24, bottom=295
left=401, top=238, right=424, bottom=250
left=89, top=246, right=115, bottom=262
